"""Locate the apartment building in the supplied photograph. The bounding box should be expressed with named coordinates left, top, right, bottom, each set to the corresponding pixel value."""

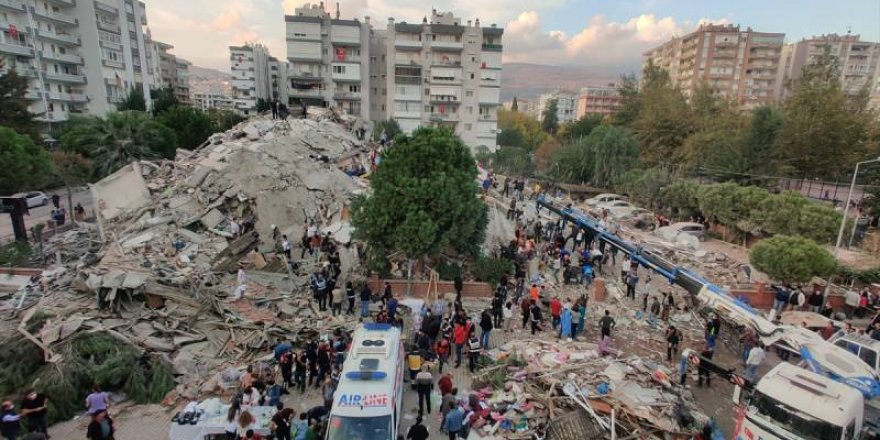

left=779, top=33, right=880, bottom=101
left=534, top=90, right=577, bottom=125
left=374, top=10, right=504, bottom=151
left=643, top=24, right=785, bottom=108
left=576, top=85, right=623, bottom=118
left=174, top=57, right=190, bottom=104
left=0, top=0, right=156, bottom=124
left=285, top=3, right=371, bottom=119
left=229, top=43, right=271, bottom=116
left=192, top=92, right=234, bottom=112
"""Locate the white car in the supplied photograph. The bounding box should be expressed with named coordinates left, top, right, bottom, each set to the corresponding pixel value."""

left=597, top=200, right=635, bottom=210
left=23, top=191, right=48, bottom=208
left=586, top=193, right=627, bottom=207
left=656, top=221, right=706, bottom=241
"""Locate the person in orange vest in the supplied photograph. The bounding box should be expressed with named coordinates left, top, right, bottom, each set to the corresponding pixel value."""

left=452, top=319, right=472, bottom=368
left=529, top=284, right=540, bottom=302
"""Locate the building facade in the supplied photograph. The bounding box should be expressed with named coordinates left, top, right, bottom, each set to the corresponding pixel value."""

left=192, top=92, right=234, bottom=111
left=535, top=90, right=577, bottom=125
left=285, top=6, right=503, bottom=151
left=779, top=34, right=880, bottom=101
left=285, top=3, right=371, bottom=119
left=643, top=24, right=785, bottom=108
left=174, top=57, right=190, bottom=104
left=229, top=43, right=272, bottom=116
left=576, top=85, right=623, bottom=118
left=375, top=10, right=503, bottom=151
left=0, top=0, right=157, bottom=124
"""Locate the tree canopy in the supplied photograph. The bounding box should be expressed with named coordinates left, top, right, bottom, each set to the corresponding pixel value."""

left=373, top=119, right=402, bottom=142
left=156, top=106, right=219, bottom=150
left=351, top=127, right=487, bottom=269
left=498, top=108, right=546, bottom=150
left=0, top=126, right=54, bottom=195
left=749, top=235, right=837, bottom=283
left=541, top=98, right=559, bottom=134
left=0, top=70, right=41, bottom=143
left=60, top=111, right=177, bottom=178
left=150, top=87, right=179, bottom=115
left=117, top=88, right=147, bottom=112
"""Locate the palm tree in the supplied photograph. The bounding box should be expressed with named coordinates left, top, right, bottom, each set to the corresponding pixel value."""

left=60, top=111, right=177, bottom=178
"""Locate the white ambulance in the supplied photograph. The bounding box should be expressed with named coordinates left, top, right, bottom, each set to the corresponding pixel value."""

left=326, top=323, right=405, bottom=440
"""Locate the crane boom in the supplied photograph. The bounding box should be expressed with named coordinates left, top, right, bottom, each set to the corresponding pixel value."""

left=535, top=195, right=880, bottom=397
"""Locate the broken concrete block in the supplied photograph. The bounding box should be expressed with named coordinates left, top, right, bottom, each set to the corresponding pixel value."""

left=200, top=209, right=225, bottom=229
left=176, top=228, right=206, bottom=244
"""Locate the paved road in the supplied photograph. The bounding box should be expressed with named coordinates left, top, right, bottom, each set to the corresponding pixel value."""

left=0, top=187, right=93, bottom=243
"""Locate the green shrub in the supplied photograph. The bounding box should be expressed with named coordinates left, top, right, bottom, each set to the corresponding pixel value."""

left=472, top=256, right=513, bottom=285
left=436, top=261, right=462, bottom=281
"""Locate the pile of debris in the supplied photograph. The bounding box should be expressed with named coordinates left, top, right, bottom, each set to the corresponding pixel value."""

left=0, top=110, right=375, bottom=411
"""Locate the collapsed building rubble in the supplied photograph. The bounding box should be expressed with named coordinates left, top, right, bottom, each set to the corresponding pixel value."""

left=0, top=110, right=375, bottom=409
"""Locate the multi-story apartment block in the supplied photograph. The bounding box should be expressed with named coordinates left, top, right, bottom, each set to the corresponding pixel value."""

left=229, top=43, right=272, bottom=116
left=536, top=90, right=577, bottom=125
left=174, top=57, right=190, bottom=104
left=780, top=34, right=880, bottom=101
left=285, top=3, right=371, bottom=119
left=375, top=10, right=504, bottom=151
left=268, top=56, right=289, bottom=105
left=576, top=85, right=623, bottom=118
left=643, top=24, right=785, bottom=108
left=192, top=92, right=234, bottom=112
left=0, top=0, right=156, bottom=124
left=286, top=6, right=503, bottom=151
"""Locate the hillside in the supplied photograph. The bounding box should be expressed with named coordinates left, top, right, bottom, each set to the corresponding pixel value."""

left=188, top=65, right=232, bottom=95
left=500, top=63, right=624, bottom=101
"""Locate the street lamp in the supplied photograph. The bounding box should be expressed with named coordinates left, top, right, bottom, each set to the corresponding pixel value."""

left=825, top=157, right=880, bottom=299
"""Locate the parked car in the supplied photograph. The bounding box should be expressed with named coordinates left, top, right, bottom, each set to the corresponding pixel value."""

left=657, top=221, right=706, bottom=242
left=586, top=193, right=627, bottom=207
left=23, top=191, right=48, bottom=208
left=597, top=200, right=635, bottom=210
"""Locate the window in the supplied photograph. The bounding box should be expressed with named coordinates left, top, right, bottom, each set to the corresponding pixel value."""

left=424, top=105, right=429, bottom=112
left=333, top=65, right=346, bottom=74
left=348, top=85, right=360, bottom=93
left=467, top=106, right=472, bottom=114
left=465, top=90, right=473, bottom=97
left=470, top=73, right=474, bottom=79
left=859, top=347, right=877, bottom=368
left=381, top=104, right=385, bottom=111
left=464, top=123, right=472, bottom=130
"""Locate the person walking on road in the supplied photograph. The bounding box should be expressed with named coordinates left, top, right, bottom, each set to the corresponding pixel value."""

left=745, top=343, right=766, bottom=383
left=414, top=366, right=433, bottom=415
left=479, top=310, right=493, bottom=350
left=443, top=404, right=464, bottom=440
left=407, top=416, right=429, bottom=440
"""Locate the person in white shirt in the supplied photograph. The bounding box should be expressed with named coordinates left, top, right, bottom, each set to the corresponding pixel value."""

left=745, top=343, right=766, bottom=382
left=241, top=386, right=262, bottom=408
left=229, top=218, right=241, bottom=238
left=233, top=265, right=247, bottom=300
left=281, top=235, right=291, bottom=260
left=621, top=257, right=630, bottom=284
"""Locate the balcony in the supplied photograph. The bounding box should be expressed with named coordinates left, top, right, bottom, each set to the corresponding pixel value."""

left=33, top=8, right=77, bottom=25
left=44, top=0, right=75, bottom=6
left=394, top=39, right=422, bottom=50
left=429, top=113, right=459, bottom=122
left=41, top=51, right=81, bottom=64
left=0, top=41, right=34, bottom=56
left=479, top=113, right=497, bottom=121
left=431, top=40, right=463, bottom=51
left=44, top=71, right=85, bottom=83
left=481, top=43, right=502, bottom=52
left=24, top=90, right=41, bottom=100
left=290, top=71, right=323, bottom=81
left=96, top=20, right=120, bottom=33
left=101, top=58, right=125, bottom=69
left=45, top=91, right=86, bottom=102
left=334, top=91, right=361, bottom=100
left=2, top=66, right=36, bottom=77
left=430, top=96, right=460, bottom=104
left=290, top=88, right=323, bottom=98
left=0, top=0, right=24, bottom=12
left=37, top=29, right=79, bottom=46
left=93, top=1, right=118, bottom=14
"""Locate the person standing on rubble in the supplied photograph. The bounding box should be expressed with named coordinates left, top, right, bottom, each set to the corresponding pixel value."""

left=330, top=283, right=343, bottom=316
left=280, top=351, right=294, bottom=392
left=233, top=264, right=247, bottom=301
left=665, top=325, right=680, bottom=362
left=549, top=296, right=562, bottom=330
left=271, top=100, right=279, bottom=119
left=620, top=256, right=630, bottom=284
left=294, top=349, right=308, bottom=393
left=705, top=314, right=720, bottom=348
left=559, top=299, right=573, bottom=339
left=310, top=271, right=328, bottom=312
left=697, top=342, right=715, bottom=387
left=359, top=283, right=372, bottom=320
left=435, top=336, right=451, bottom=372
left=625, top=270, right=639, bottom=301
left=443, top=399, right=464, bottom=440
left=452, top=318, right=470, bottom=369
left=345, top=282, right=356, bottom=315
left=599, top=310, right=615, bottom=340
left=491, top=292, right=504, bottom=328
left=520, top=296, right=532, bottom=330
left=529, top=300, right=543, bottom=335
left=502, top=301, right=514, bottom=332
left=479, top=310, right=493, bottom=350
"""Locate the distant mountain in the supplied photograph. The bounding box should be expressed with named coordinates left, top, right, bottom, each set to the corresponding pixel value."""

left=501, top=63, right=623, bottom=102
left=188, top=65, right=231, bottom=95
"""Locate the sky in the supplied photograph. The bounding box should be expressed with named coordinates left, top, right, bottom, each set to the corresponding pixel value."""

left=144, top=0, right=880, bottom=73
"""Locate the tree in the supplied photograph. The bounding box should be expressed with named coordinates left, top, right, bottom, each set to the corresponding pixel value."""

left=624, top=63, right=693, bottom=167
left=778, top=47, right=876, bottom=179
left=117, top=88, right=147, bottom=112
left=498, top=108, right=546, bottom=150
left=496, top=126, right=527, bottom=149
left=493, top=146, right=533, bottom=177
left=613, top=73, right=640, bottom=126
left=680, top=83, right=749, bottom=173
left=511, top=96, right=518, bottom=112
left=50, top=151, right=91, bottom=212
left=351, top=127, right=487, bottom=275
left=558, top=114, right=603, bottom=143
left=255, top=98, right=271, bottom=113
left=207, top=108, right=245, bottom=131
left=156, top=106, right=219, bottom=150
left=750, top=235, right=837, bottom=283
left=589, top=125, right=639, bottom=188
left=60, top=111, right=177, bottom=178
left=550, top=136, right=593, bottom=184
left=740, top=106, right=784, bottom=177
left=0, top=70, right=40, bottom=143
left=659, top=180, right=701, bottom=220
left=541, top=98, right=559, bottom=134
left=372, top=119, right=402, bottom=142
left=0, top=127, right=54, bottom=195
left=150, top=88, right=179, bottom=115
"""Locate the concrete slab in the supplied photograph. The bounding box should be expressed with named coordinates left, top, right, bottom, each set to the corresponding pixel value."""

left=200, top=209, right=225, bottom=229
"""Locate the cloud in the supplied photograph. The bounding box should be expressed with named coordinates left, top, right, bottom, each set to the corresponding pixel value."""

left=502, top=12, right=730, bottom=69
